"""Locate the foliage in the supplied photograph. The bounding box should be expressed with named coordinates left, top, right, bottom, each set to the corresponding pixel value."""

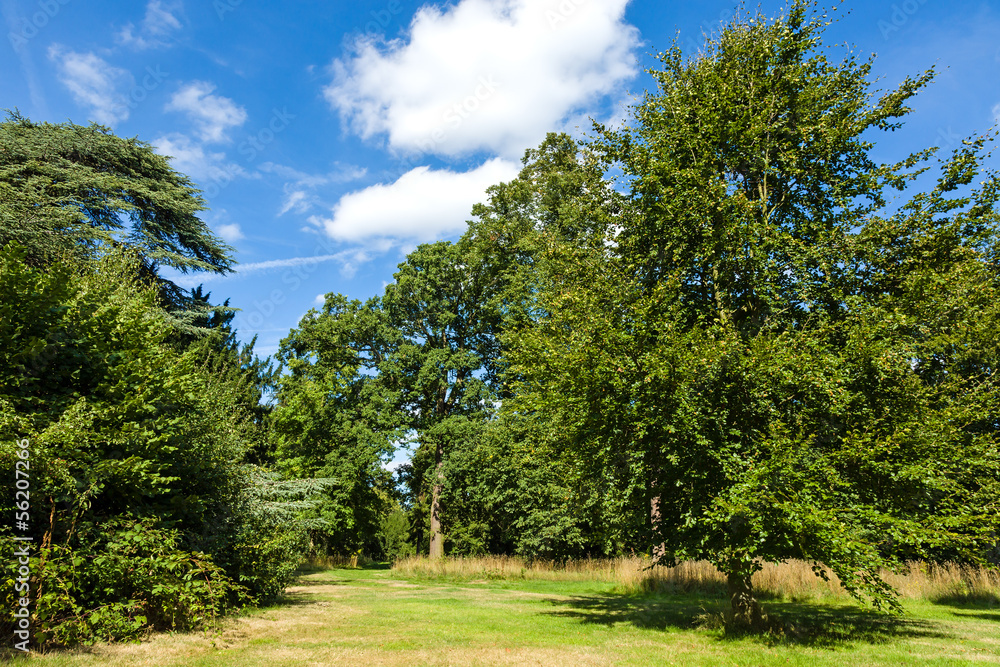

left=0, top=518, right=240, bottom=647
left=0, top=112, right=233, bottom=311
left=0, top=244, right=308, bottom=643
left=275, top=241, right=501, bottom=558
left=271, top=298, right=397, bottom=555
left=500, top=1, right=1000, bottom=620
left=378, top=507, right=416, bottom=563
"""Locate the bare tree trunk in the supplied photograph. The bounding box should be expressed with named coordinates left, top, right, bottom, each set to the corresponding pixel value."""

left=727, top=571, right=764, bottom=627
left=428, top=428, right=445, bottom=558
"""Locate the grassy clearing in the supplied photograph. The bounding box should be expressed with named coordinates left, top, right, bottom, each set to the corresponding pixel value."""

left=8, top=559, right=999, bottom=666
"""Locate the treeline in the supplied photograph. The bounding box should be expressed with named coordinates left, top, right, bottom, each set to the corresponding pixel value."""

left=2, top=0, right=999, bottom=644
left=275, top=2, right=1000, bottom=625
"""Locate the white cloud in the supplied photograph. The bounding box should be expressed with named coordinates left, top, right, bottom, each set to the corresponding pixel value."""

left=165, top=81, right=247, bottom=142
left=153, top=132, right=247, bottom=184
left=48, top=46, right=134, bottom=126
left=325, top=0, right=639, bottom=157
left=118, top=0, right=183, bottom=50
left=314, top=293, right=327, bottom=306
left=993, top=102, right=1000, bottom=123
left=309, top=158, right=519, bottom=245
left=279, top=190, right=310, bottom=216
left=216, top=223, right=244, bottom=242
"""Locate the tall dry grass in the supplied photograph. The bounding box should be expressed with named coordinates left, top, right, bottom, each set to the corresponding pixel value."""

left=391, top=555, right=1000, bottom=603
left=304, top=553, right=375, bottom=570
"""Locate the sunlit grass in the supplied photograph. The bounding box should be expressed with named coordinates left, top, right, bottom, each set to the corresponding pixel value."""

left=10, top=559, right=999, bottom=666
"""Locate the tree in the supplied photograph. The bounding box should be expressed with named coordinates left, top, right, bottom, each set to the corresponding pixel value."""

left=276, top=241, right=500, bottom=558
left=453, top=133, right=632, bottom=558
left=505, top=1, right=1000, bottom=623
left=383, top=241, right=499, bottom=558
left=272, top=293, right=397, bottom=556
left=0, top=245, right=310, bottom=645
left=0, top=112, right=233, bottom=311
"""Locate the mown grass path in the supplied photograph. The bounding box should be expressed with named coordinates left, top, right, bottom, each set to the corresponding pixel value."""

left=15, top=566, right=1000, bottom=666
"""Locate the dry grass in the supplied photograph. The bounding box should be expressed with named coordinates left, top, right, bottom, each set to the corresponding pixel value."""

left=392, top=555, right=1000, bottom=603
left=301, top=553, right=375, bottom=570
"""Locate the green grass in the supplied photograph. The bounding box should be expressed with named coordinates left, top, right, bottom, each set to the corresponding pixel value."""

left=8, top=564, right=999, bottom=666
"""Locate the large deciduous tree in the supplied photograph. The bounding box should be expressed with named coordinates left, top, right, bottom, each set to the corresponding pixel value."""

left=506, top=1, right=1000, bottom=622
left=384, top=241, right=499, bottom=557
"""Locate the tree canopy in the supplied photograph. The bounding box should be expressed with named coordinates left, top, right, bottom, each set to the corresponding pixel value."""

left=499, top=1, right=1000, bottom=620
left=0, top=111, right=233, bottom=308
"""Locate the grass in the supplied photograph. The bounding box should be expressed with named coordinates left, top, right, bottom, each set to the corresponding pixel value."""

left=393, top=554, right=1000, bottom=604
left=7, top=558, right=999, bottom=666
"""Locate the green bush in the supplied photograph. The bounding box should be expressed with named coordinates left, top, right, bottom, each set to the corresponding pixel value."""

left=379, top=508, right=416, bottom=563
left=0, top=518, right=240, bottom=647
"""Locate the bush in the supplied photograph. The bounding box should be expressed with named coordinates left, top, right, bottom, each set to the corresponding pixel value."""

left=0, top=518, right=240, bottom=648
left=379, top=509, right=416, bottom=563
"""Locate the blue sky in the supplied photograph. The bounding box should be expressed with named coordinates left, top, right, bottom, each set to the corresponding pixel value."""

left=3, top=0, right=999, bottom=365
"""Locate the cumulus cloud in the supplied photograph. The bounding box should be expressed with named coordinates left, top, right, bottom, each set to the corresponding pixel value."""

left=308, top=158, right=518, bottom=245
left=325, top=0, right=639, bottom=158
left=48, top=46, right=134, bottom=126
left=165, top=81, right=247, bottom=142
left=118, top=0, right=183, bottom=49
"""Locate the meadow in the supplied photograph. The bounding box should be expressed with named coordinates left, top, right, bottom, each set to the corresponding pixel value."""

left=8, top=557, right=999, bottom=666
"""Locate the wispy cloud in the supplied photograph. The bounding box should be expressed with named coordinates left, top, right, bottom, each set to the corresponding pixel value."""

left=117, top=0, right=183, bottom=50
left=258, top=162, right=369, bottom=216
left=153, top=132, right=247, bottom=183
left=216, top=222, right=244, bottom=243
left=48, top=45, right=133, bottom=125
left=237, top=253, right=360, bottom=273
left=165, top=81, right=247, bottom=142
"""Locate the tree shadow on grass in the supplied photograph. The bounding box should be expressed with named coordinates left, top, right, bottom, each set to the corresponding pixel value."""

left=265, top=590, right=323, bottom=608
left=290, top=575, right=357, bottom=587
left=542, top=593, right=950, bottom=648
left=948, top=610, right=1000, bottom=622
left=929, top=591, right=1000, bottom=612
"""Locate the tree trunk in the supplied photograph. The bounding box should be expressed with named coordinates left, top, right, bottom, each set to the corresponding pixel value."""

left=650, top=493, right=664, bottom=561
left=727, top=571, right=764, bottom=627
left=428, top=437, right=445, bottom=559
